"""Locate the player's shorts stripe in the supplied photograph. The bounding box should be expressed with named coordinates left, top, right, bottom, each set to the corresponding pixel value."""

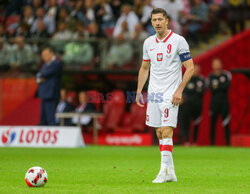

left=179, top=52, right=191, bottom=62
left=160, top=145, right=173, bottom=152
left=143, top=59, right=150, bottom=62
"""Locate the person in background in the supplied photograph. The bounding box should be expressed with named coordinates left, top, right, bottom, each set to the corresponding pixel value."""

left=58, top=7, right=77, bottom=32
left=37, top=47, right=63, bottom=126
left=30, top=20, right=50, bottom=40
left=141, top=0, right=155, bottom=35
left=10, top=36, right=35, bottom=68
left=22, top=5, right=35, bottom=27
left=31, top=7, right=56, bottom=35
left=72, top=91, right=95, bottom=128
left=208, top=58, right=231, bottom=146
left=52, top=20, right=77, bottom=40
left=55, top=88, right=75, bottom=126
left=95, top=0, right=115, bottom=30
left=113, top=3, right=139, bottom=38
left=186, top=0, right=208, bottom=45
left=178, top=64, right=205, bottom=146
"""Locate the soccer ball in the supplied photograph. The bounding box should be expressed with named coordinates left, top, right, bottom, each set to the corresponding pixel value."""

left=25, top=166, right=48, bottom=187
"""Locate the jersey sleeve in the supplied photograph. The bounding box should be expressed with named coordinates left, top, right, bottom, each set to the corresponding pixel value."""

left=177, top=37, right=192, bottom=62
left=142, top=39, right=150, bottom=61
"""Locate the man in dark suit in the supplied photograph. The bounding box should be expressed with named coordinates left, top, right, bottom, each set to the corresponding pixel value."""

left=37, top=47, right=62, bottom=125
left=72, top=91, right=95, bottom=127
left=208, top=58, right=231, bottom=146
left=55, top=88, right=75, bottom=126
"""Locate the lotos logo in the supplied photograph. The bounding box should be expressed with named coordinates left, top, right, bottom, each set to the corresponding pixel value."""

left=1, top=128, right=16, bottom=144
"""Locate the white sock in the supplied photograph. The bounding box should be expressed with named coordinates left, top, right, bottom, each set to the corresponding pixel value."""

left=159, top=138, right=175, bottom=175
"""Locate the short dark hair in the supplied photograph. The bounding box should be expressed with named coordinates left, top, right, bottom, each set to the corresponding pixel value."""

left=41, top=46, right=55, bottom=54
left=151, top=8, right=168, bottom=19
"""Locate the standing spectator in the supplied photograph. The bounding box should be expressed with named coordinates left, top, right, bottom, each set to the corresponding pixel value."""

left=37, top=47, right=63, bottom=126
left=186, top=0, right=208, bottom=45
left=0, top=38, right=12, bottom=69
left=208, top=58, right=231, bottom=146
left=113, top=3, right=139, bottom=38
left=72, top=91, right=95, bottom=127
left=10, top=36, right=35, bottom=68
left=58, top=7, right=77, bottom=31
left=31, top=7, right=56, bottom=35
left=70, top=0, right=91, bottom=26
left=165, top=0, right=185, bottom=34
left=30, top=20, right=50, bottom=39
left=22, top=5, right=35, bottom=27
left=84, top=0, right=96, bottom=23
left=133, top=0, right=145, bottom=19
left=45, top=0, right=58, bottom=21
left=178, top=64, right=205, bottom=145
left=55, top=88, right=75, bottom=126
left=110, top=0, right=122, bottom=19
left=95, top=0, right=115, bottom=30
left=141, top=0, right=155, bottom=35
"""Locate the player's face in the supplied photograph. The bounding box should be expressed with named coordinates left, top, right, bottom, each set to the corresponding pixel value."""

left=212, top=59, right=222, bottom=72
left=151, top=13, right=168, bottom=34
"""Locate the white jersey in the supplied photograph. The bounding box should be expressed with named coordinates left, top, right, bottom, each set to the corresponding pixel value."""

left=143, top=30, right=191, bottom=100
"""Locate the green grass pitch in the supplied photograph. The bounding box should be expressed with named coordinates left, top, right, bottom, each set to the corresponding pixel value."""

left=0, top=146, right=249, bottom=194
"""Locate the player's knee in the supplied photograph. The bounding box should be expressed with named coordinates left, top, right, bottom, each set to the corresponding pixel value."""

left=155, top=128, right=162, bottom=139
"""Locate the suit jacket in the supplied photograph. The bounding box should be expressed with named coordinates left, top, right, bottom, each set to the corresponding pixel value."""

left=38, top=58, right=62, bottom=100
left=75, top=103, right=95, bottom=113
left=56, top=101, right=75, bottom=126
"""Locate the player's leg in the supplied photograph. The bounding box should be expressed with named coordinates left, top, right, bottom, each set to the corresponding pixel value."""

left=178, top=100, right=191, bottom=144
left=45, top=99, right=58, bottom=126
left=161, top=126, right=177, bottom=182
left=193, top=100, right=202, bottom=144
left=40, top=100, right=47, bottom=125
left=221, top=101, right=231, bottom=146
left=210, top=102, right=219, bottom=145
left=155, top=127, right=162, bottom=149
left=159, top=101, right=178, bottom=182
left=145, top=102, right=165, bottom=183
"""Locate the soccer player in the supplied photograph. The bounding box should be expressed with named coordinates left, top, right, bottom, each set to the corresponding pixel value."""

left=178, top=64, right=205, bottom=145
left=208, top=58, right=231, bottom=146
left=136, top=8, right=194, bottom=183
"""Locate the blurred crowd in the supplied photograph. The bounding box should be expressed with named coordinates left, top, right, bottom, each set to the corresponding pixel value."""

left=0, top=0, right=249, bottom=70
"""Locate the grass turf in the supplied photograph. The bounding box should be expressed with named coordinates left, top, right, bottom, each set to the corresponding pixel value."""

left=0, top=146, right=249, bottom=194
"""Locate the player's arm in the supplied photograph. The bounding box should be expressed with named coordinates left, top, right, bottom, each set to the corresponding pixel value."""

left=136, top=60, right=150, bottom=107
left=172, top=59, right=194, bottom=105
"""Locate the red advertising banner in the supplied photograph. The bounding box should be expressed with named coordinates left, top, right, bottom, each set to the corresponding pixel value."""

left=97, top=133, right=153, bottom=146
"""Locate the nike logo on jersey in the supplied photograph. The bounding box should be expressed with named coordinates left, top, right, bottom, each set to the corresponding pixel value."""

left=150, top=48, right=155, bottom=51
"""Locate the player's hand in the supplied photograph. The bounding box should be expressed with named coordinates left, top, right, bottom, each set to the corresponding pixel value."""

left=136, top=93, right=145, bottom=107
left=172, top=89, right=183, bottom=106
